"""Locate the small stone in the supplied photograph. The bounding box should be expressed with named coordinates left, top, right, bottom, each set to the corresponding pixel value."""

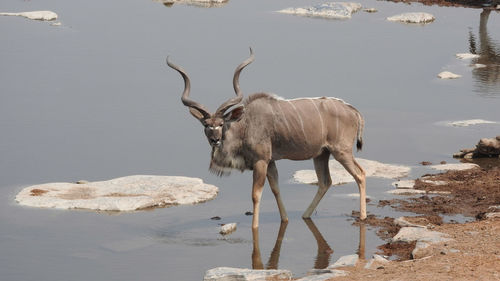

left=438, top=71, right=462, bottom=79
left=391, top=180, right=415, bottom=189
left=219, top=223, right=237, bottom=235
left=363, top=8, right=378, bottom=13
left=211, top=216, right=221, bottom=220
left=245, top=211, right=253, bottom=216
left=76, top=180, right=89, bottom=184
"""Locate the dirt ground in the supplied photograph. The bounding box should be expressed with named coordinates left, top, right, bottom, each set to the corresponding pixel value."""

left=333, top=164, right=500, bottom=281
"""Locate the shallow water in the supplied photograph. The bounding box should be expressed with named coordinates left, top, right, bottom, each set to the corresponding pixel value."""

left=1, top=0, right=499, bottom=280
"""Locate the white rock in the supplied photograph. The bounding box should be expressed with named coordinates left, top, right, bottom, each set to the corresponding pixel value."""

left=473, top=63, right=487, bottom=68
left=387, top=12, right=435, bottom=24
left=391, top=180, right=415, bottom=189
left=328, top=254, right=359, bottom=269
left=293, top=158, right=411, bottom=185
left=411, top=241, right=432, bottom=259
left=0, top=11, right=58, bottom=21
left=430, top=163, right=479, bottom=171
left=373, top=254, right=390, bottom=263
left=364, top=254, right=390, bottom=269
left=456, top=53, right=480, bottom=59
left=204, top=267, right=292, bottom=281
left=277, top=2, right=362, bottom=20
left=446, top=119, right=497, bottom=127
left=219, top=223, right=237, bottom=235
left=438, top=71, right=462, bottom=79
left=485, top=212, right=500, bottom=219
left=391, top=227, right=452, bottom=244
left=16, top=175, right=218, bottom=211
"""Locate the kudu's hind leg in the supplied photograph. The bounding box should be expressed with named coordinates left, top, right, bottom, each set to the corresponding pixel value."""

left=303, top=150, right=332, bottom=218
left=332, top=150, right=367, bottom=220
left=267, top=161, right=288, bottom=223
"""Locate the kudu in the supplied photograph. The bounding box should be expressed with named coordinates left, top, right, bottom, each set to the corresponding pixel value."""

left=167, top=48, right=366, bottom=229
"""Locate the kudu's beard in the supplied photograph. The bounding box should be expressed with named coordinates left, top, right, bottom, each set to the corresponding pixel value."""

left=209, top=145, right=247, bottom=177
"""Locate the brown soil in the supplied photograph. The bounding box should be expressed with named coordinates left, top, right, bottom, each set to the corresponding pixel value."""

left=30, top=188, right=48, bottom=196
left=336, top=165, right=500, bottom=281
left=384, top=167, right=500, bottom=219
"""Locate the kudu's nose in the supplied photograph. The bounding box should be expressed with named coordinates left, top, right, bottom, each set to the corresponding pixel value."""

left=209, top=138, right=221, bottom=146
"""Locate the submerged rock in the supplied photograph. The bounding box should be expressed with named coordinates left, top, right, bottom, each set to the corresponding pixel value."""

left=386, top=12, right=435, bottom=24
left=445, top=119, right=497, bottom=127
left=277, top=2, right=362, bottom=19
left=293, top=158, right=410, bottom=185
left=438, top=71, right=461, bottom=79
left=16, top=175, right=218, bottom=211
left=456, top=53, right=480, bottom=59
left=204, top=267, right=292, bottom=281
left=0, top=11, right=58, bottom=21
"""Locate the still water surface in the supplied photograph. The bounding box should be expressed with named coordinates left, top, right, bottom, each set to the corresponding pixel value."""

left=1, top=0, right=499, bottom=280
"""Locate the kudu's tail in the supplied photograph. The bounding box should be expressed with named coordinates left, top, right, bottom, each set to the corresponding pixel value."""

left=356, top=112, right=364, bottom=152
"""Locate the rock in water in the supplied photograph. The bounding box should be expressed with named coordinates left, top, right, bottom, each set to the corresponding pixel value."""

left=293, top=158, right=410, bottom=185
left=0, top=11, right=58, bottom=21
left=387, top=12, right=435, bottom=24
left=219, top=223, right=237, bottom=235
left=277, top=2, right=362, bottom=19
left=16, top=175, right=218, bottom=211
left=438, top=71, right=461, bottom=79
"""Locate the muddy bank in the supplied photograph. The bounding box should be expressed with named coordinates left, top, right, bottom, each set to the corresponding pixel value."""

left=340, top=164, right=500, bottom=280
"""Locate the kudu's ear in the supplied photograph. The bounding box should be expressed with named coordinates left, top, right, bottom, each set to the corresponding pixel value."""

left=223, top=105, right=244, bottom=122
left=189, top=107, right=206, bottom=122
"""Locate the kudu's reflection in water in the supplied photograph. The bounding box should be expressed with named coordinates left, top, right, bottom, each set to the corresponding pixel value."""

left=251, top=219, right=367, bottom=270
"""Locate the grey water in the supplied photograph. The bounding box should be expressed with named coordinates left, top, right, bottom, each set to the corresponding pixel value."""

left=1, top=0, right=499, bottom=280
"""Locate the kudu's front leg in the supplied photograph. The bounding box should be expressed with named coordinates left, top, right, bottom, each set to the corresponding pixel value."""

left=252, top=160, right=268, bottom=229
